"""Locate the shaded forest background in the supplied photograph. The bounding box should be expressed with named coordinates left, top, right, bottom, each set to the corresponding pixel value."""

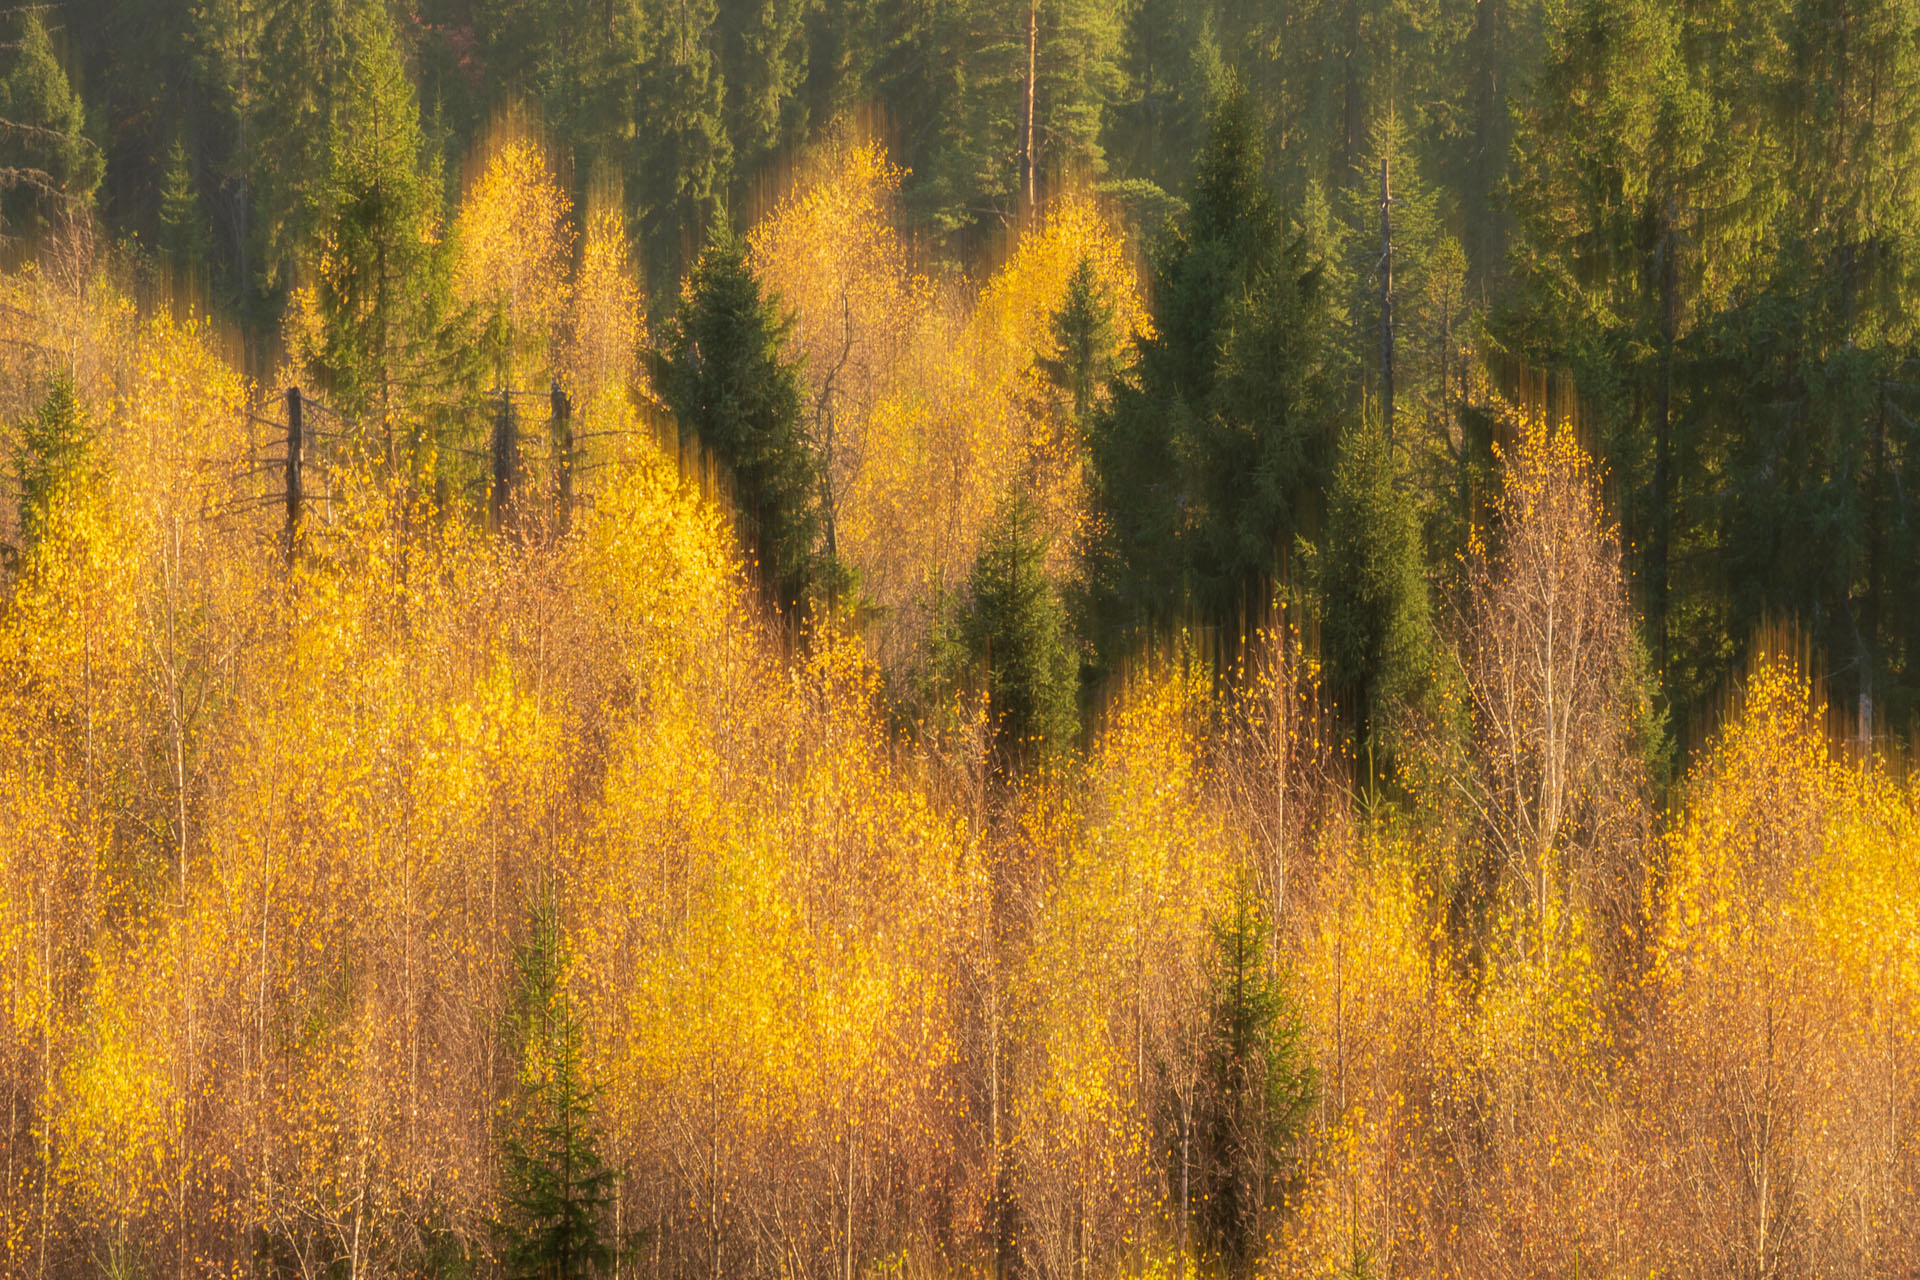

left=0, top=0, right=1917, bottom=1276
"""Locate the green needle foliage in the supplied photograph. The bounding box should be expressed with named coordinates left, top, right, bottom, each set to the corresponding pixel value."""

left=1197, top=879, right=1317, bottom=1279
left=661, top=223, right=826, bottom=619
left=497, top=905, right=615, bottom=1280
left=1089, top=83, right=1338, bottom=650
left=12, top=372, right=94, bottom=563
left=951, top=491, right=1079, bottom=761
left=1316, top=415, right=1438, bottom=774
left=0, top=14, right=102, bottom=237
left=1040, top=255, right=1121, bottom=427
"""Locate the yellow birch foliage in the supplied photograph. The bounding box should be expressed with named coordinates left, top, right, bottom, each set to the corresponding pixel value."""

left=751, top=142, right=1146, bottom=670
left=567, top=203, right=647, bottom=410
left=1012, top=653, right=1231, bottom=1272
left=4, top=192, right=1918, bottom=1280
left=454, top=134, right=574, bottom=379
left=1652, top=653, right=1920, bottom=1273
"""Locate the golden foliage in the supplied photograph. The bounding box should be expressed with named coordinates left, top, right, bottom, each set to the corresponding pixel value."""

left=0, top=194, right=1913, bottom=1280
left=454, top=134, right=575, bottom=380
left=751, top=139, right=1147, bottom=670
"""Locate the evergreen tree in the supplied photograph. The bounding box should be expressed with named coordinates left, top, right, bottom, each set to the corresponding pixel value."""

left=1089, top=85, right=1339, bottom=651
left=299, top=3, right=470, bottom=459
left=10, top=373, right=94, bottom=564
left=0, top=14, right=103, bottom=236
left=718, top=0, right=812, bottom=182
left=661, top=224, right=823, bottom=616
left=882, top=0, right=1124, bottom=244
left=1315, top=416, right=1437, bottom=768
left=496, top=905, right=615, bottom=1280
left=1032, top=0, right=1127, bottom=193
left=158, top=134, right=213, bottom=278
left=950, top=492, right=1079, bottom=760
left=1505, top=0, right=1766, bottom=691
left=631, top=0, right=732, bottom=282
left=1193, top=880, right=1317, bottom=1279
left=1039, top=255, right=1120, bottom=426
left=249, top=0, right=366, bottom=297
left=1105, top=0, right=1216, bottom=204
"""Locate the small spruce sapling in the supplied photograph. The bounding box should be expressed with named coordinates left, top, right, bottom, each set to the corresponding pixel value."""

left=496, top=904, right=615, bottom=1280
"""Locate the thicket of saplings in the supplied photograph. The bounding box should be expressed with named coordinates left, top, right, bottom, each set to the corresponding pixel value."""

left=0, top=12, right=1917, bottom=1275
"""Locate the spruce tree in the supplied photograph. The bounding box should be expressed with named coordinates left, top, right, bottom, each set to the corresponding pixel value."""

left=1039, top=255, right=1120, bottom=426
left=1316, top=416, right=1437, bottom=770
left=1194, top=880, right=1317, bottom=1279
left=11, top=373, right=94, bottom=563
left=497, top=906, right=615, bottom=1280
left=1089, top=84, right=1338, bottom=650
left=951, top=492, right=1079, bottom=760
left=158, top=135, right=212, bottom=279
left=0, top=15, right=103, bottom=236
left=718, top=0, right=812, bottom=181
left=300, top=5, right=470, bottom=456
left=631, top=0, right=731, bottom=278
left=661, top=224, right=824, bottom=617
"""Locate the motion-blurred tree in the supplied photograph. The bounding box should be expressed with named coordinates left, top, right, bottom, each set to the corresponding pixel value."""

left=0, top=15, right=102, bottom=237
left=660, top=224, right=825, bottom=617
left=950, top=490, right=1079, bottom=759
left=497, top=905, right=615, bottom=1280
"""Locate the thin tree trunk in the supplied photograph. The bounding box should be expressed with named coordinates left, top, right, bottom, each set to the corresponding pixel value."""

left=1380, top=157, right=1395, bottom=443
left=1023, top=0, right=1038, bottom=212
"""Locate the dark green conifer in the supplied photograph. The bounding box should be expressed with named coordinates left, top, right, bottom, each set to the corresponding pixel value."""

left=1316, top=415, right=1437, bottom=770
left=952, top=492, right=1079, bottom=759
left=0, top=15, right=103, bottom=236
left=11, top=373, right=93, bottom=563
left=661, top=224, right=824, bottom=617
left=1089, top=84, right=1338, bottom=650
left=158, top=135, right=212, bottom=278
left=1040, top=255, right=1120, bottom=426
left=496, top=906, right=615, bottom=1280
left=1194, top=879, right=1317, bottom=1279
left=300, top=5, right=471, bottom=453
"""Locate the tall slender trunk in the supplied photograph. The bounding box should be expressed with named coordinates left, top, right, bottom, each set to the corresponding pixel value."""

left=1380, top=157, right=1395, bottom=443
left=1023, top=0, right=1038, bottom=213
left=1651, top=204, right=1677, bottom=678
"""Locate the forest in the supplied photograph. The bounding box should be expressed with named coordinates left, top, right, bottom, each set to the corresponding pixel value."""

left=0, top=0, right=1916, bottom=1275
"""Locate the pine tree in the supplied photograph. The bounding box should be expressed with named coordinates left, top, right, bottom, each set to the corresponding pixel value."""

left=1032, top=0, right=1127, bottom=192
left=950, top=491, right=1079, bottom=760
left=496, top=906, right=615, bottom=1280
left=0, top=14, right=104, bottom=236
left=660, top=224, right=824, bottom=617
left=884, top=0, right=1124, bottom=244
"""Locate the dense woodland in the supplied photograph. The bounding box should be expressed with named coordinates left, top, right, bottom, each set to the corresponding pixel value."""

left=0, top=0, right=1916, bottom=1276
